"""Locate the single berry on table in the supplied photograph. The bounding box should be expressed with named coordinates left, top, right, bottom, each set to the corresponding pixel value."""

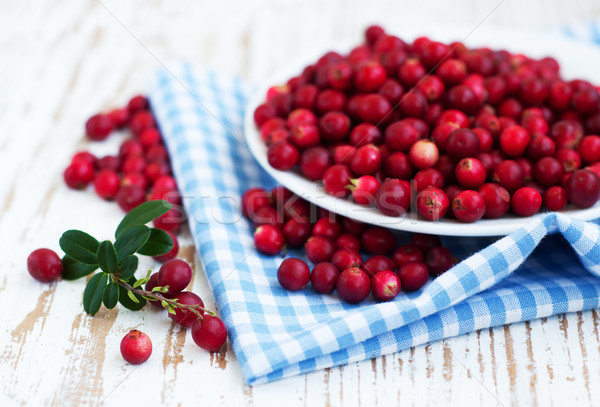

left=27, top=248, right=62, bottom=283
left=120, top=330, right=152, bottom=365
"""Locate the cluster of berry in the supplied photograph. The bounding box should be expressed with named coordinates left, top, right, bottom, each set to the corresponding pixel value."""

left=254, top=26, right=600, bottom=222
left=243, top=186, right=457, bottom=303
left=63, top=95, right=184, bottom=232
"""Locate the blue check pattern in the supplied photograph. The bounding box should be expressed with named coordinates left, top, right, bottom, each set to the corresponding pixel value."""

left=149, top=24, right=600, bottom=385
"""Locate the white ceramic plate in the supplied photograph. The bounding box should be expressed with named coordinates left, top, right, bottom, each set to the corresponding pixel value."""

left=244, top=25, right=600, bottom=236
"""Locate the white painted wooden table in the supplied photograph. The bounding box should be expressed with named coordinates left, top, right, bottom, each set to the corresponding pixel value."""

left=2, top=1, right=600, bottom=405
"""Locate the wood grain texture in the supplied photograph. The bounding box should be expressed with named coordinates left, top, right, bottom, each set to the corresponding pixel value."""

left=2, top=0, right=600, bottom=405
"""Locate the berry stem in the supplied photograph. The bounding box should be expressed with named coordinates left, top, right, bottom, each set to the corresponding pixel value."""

left=112, top=277, right=215, bottom=318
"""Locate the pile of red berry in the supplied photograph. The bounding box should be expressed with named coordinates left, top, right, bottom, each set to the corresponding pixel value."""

left=63, top=95, right=185, bottom=233
left=253, top=26, right=600, bottom=222
left=243, top=185, right=458, bottom=303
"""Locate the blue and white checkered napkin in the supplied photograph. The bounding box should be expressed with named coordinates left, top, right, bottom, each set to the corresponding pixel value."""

left=149, top=26, right=600, bottom=385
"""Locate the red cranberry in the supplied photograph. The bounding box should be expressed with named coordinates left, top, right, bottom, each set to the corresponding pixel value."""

left=327, top=62, right=352, bottom=90
left=139, top=128, right=162, bottom=150
left=153, top=208, right=184, bottom=234
left=108, top=107, right=129, bottom=129
left=310, top=262, right=339, bottom=294
left=254, top=103, right=277, bottom=126
left=336, top=268, right=371, bottom=304
left=526, top=136, right=555, bottom=161
left=511, top=187, right=543, bottom=216
left=452, top=190, right=486, bottom=222
left=120, top=330, right=152, bottom=364
left=94, top=169, right=120, bottom=200
left=543, top=186, right=567, bottom=211
left=323, top=165, right=352, bottom=197
left=473, top=128, right=494, bottom=152
left=446, top=128, right=480, bottom=159
left=351, top=140, right=380, bottom=171
left=287, top=108, right=316, bottom=127
left=533, top=157, right=564, bottom=186
left=336, top=233, right=361, bottom=252
left=375, top=34, right=406, bottom=53
left=331, top=249, right=362, bottom=272
left=392, top=244, right=424, bottom=267
left=144, top=161, right=170, bottom=183
left=409, top=140, right=439, bottom=169
left=556, top=148, right=581, bottom=172
left=384, top=152, right=412, bottom=179
left=519, top=77, right=548, bottom=105
left=354, top=61, right=387, bottom=92
left=241, top=187, right=271, bottom=219
left=384, top=121, right=420, bottom=152
left=305, top=236, right=335, bottom=263
left=316, top=90, right=346, bottom=114
left=445, top=85, right=480, bottom=114
left=71, top=151, right=96, bottom=166
left=97, top=155, right=121, bottom=172
left=153, top=231, right=179, bottom=263
left=548, top=81, right=574, bottom=110
left=379, top=78, right=405, bottom=104
left=319, top=112, right=351, bottom=143
left=522, top=115, right=549, bottom=137
left=399, top=90, right=429, bottom=118
left=299, top=146, right=332, bottom=181
left=27, top=248, right=62, bottom=282
left=116, top=185, right=146, bottom=212
left=144, top=273, right=165, bottom=308
left=349, top=123, right=381, bottom=147
left=416, top=187, right=450, bottom=221
left=455, top=158, right=486, bottom=189
left=349, top=175, right=379, bottom=205
left=498, top=98, right=523, bottom=119
left=294, top=84, right=319, bottom=109
left=119, top=140, right=144, bottom=159
left=363, top=255, right=396, bottom=276
left=492, top=160, right=524, bottom=192
left=333, top=145, right=355, bottom=165
left=311, top=218, right=340, bottom=239
left=414, top=168, right=445, bottom=192
left=267, top=142, right=299, bottom=170
left=398, top=59, right=426, bottom=87
left=550, top=120, right=584, bottom=149
left=478, top=183, right=511, bottom=219
left=191, top=315, right=227, bottom=352
left=426, top=246, right=456, bottom=276
left=277, top=258, right=310, bottom=291
left=398, top=262, right=429, bottom=291
left=365, top=25, right=385, bottom=45
left=361, top=227, right=397, bottom=255
left=282, top=219, right=311, bottom=248
left=130, top=111, right=156, bottom=136
left=565, top=169, right=600, bottom=208
left=64, top=161, right=94, bottom=189
left=375, top=178, right=411, bottom=217
left=578, top=135, right=600, bottom=164
left=146, top=144, right=169, bottom=162
left=128, top=95, right=149, bottom=113
left=253, top=206, right=281, bottom=227
left=572, top=88, right=600, bottom=114
left=372, top=270, right=401, bottom=301
left=341, top=218, right=367, bottom=235
left=85, top=113, right=113, bottom=141
left=358, top=94, right=391, bottom=124
left=411, top=233, right=441, bottom=252
left=254, top=225, right=284, bottom=255
left=259, top=118, right=286, bottom=142
left=436, top=58, right=467, bottom=85
left=122, top=155, right=146, bottom=174
left=484, top=76, right=507, bottom=105
left=158, top=259, right=192, bottom=293
left=169, top=292, right=204, bottom=327
left=500, top=125, right=531, bottom=157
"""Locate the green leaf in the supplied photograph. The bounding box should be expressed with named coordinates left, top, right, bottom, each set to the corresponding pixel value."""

left=133, top=270, right=152, bottom=288
left=61, top=256, right=98, bottom=280
left=137, top=228, right=173, bottom=256
left=59, top=230, right=100, bottom=264
left=102, top=282, right=120, bottom=309
left=114, top=225, right=151, bottom=261
left=115, top=201, right=172, bottom=238
left=83, top=273, right=108, bottom=316
left=118, top=277, right=147, bottom=311
left=96, top=241, right=119, bottom=274
left=152, top=285, right=168, bottom=293
left=119, top=255, right=138, bottom=281
left=127, top=290, right=140, bottom=303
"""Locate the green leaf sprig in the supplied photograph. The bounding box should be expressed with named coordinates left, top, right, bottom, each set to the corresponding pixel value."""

left=58, top=200, right=210, bottom=319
